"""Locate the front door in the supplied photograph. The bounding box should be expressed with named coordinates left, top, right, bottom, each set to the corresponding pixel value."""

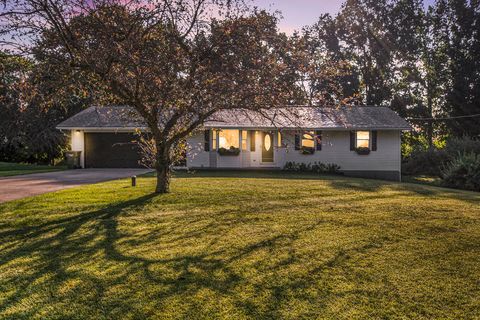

left=262, top=132, right=274, bottom=163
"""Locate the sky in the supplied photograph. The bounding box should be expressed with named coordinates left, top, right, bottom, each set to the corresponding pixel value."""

left=252, top=0, right=436, bottom=34
left=0, top=0, right=438, bottom=50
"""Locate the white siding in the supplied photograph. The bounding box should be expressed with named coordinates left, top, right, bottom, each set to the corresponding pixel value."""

left=186, top=130, right=401, bottom=173
left=186, top=132, right=209, bottom=168
left=281, top=130, right=401, bottom=172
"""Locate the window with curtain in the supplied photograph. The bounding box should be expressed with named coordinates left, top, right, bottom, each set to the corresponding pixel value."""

left=302, top=131, right=315, bottom=148
left=219, top=129, right=239, bottom=149
left=356, top=131, right=370, bottom=148
left=241, top=130, right=248, bottom=150
left=212, top=129, right=217, bottom=150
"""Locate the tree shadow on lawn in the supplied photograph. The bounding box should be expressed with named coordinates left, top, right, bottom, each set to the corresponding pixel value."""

left=0, top=193, right=157, bottom=318
left=1, top=173, right=479, bottom=318
left=0, top=190, right=409, bottom=319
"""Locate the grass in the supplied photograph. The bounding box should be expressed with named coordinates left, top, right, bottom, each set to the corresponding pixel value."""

left=402, top=175, right=442, bottom=187
left=0, top=171, right=479, bottom=319
left=0, top=162, right=65, bottom=177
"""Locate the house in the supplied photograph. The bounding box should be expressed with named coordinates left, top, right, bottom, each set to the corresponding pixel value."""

left=57, top=105, right=411, bottom=181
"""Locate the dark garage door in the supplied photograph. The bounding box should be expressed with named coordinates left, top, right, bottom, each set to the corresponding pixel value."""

left=85, top=133, right=143, bottom=168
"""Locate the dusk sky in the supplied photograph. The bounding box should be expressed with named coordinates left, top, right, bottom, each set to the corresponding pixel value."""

left=252, top=0, right=437, bottom=34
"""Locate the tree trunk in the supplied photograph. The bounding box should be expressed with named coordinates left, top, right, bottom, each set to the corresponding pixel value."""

left=155, top=164, right=171, bottom=193
left=427, top=119, right=434, bottom=149
left=427, top=92, right=433, bottom=149
left=155, top=144, right=171, bottom=193
left=426, top=85, right=434, bottom=149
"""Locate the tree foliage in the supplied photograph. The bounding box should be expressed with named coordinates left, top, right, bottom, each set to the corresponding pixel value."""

left=1, top=0, right=299, bottom=192
left=0, top=49, right=93, bottom=164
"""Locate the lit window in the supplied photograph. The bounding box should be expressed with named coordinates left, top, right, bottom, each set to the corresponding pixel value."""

left=219, top=129, right=239, bottom=149
left=302, top=131, right=315, bottom=148
left=241, top=130, right=248, bottom=151
left=212, top=129, right=217, bottom=150
left=277, top=131, right=282, bottom=147
left=356, top=131, right=370, bottom=148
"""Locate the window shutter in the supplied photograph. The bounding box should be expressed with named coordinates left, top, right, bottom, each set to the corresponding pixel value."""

left=350, top=131, right=355, bottom=150
left=204, top=130, right=210, bottom=151
left=250, top=131, right=256, bottom=151
left=372, top=130, right=378, bottom=151
left=295, top=134, right=301, bottom=150
left=315, top=130, right=322, bottom=151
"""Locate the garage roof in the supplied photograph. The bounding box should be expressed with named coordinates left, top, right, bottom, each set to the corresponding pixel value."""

left=57, top=106, right=145, bottom=129
left=57, top=105, right=411, bottom=130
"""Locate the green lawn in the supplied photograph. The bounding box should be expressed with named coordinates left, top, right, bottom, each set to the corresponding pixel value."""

left=0, top=162, right=65, bottom=177
left=0, top=171, right=479, bottom=319
left=402, top=175, right=442, bottom=187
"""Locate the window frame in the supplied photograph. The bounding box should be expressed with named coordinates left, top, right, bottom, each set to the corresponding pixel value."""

left=241, top=130, right=248, bottom=151
left=355, top=130, right=370, bottom=149
left=301, top=131, right=315, bottom=149
left=218, top=129, right=240, bottom=150
left=212, top=129, right=217, bottom=150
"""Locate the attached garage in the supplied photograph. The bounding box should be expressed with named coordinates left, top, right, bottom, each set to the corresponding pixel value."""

left=84, top=133, right=142, bottom=168
left=56, top=106, right=148, bottom=168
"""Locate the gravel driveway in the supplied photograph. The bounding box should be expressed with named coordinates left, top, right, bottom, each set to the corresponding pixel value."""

left=0, top=168, right=152, bottom=203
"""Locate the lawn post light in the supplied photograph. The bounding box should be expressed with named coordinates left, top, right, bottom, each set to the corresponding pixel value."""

left=131, top=176, right=137, bottom=187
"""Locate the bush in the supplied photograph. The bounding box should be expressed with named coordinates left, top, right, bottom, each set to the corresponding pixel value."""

left=402, top=147, right=444, bottom=176
left=402, top=136, right=480, bottom=176
left=441, top=152, right=480, bottom=191
left=443, top=136, right=480, bottom=157
left=283, top=161, right=341, bottom=174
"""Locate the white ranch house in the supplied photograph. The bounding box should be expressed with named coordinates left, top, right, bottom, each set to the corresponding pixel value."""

left=57, top=106, right=411, bottom=181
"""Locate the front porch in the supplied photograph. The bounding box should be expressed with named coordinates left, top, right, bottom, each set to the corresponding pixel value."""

left=190, top=129, right=287, bottom=169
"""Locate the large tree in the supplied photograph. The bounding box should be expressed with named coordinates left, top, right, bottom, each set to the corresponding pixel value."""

left=1, top=0, right=295, bottom=193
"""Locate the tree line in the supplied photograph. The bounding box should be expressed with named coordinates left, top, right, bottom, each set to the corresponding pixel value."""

left=300, top=0, right=480, bottom=146
left=1, top=0, right=479, bottom=192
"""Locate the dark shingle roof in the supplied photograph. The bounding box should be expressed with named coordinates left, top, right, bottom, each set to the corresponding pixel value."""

left=56, top=106, right=145, bottom=129
left=204, top=107, right=411, bottom=130
left=57, top=105, right=411, bottom=130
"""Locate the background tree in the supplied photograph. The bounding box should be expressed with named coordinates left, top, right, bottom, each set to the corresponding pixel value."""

left=441, top=0, right=480, bottom=137
left=335, top=0, right=394, bottom=106
left=297, top=14, right=360, bottom=106
left=0, top=49, right=92, bottom=164
left=0, top=51, right=31, bottom=162
left=388, top=0, right=442, bottom=148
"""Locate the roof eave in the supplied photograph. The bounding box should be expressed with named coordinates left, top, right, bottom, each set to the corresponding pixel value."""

left=203, top=125, right=412, bottom=131
left=56, top=126, right=148, bottom=131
